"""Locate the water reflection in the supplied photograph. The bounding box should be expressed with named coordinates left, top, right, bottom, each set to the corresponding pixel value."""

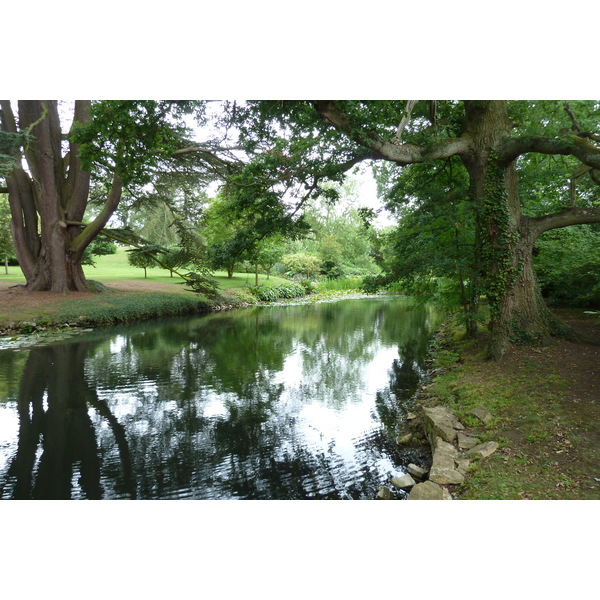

left=0, top=297, right=441, bottom=500
left=2, top=342, right=135, bottom=499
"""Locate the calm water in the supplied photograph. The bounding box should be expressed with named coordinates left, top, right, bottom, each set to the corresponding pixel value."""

left=0, top=297, right=441, bottom=500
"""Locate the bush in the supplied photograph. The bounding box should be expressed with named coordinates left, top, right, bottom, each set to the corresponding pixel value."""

left=281, top=253, right=322, bottom=279
left=248, top=282, right=307, bottom=301
left=534, top=225, right=600, bottom=308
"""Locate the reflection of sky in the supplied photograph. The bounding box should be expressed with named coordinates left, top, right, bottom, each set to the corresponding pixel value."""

left=0, top=404, right=18, bottom=474
left=1, top=299, right=438, bottom=499
left=291, top=345, right=399, bottom=463
left=286, top=345, right=397, bottom=433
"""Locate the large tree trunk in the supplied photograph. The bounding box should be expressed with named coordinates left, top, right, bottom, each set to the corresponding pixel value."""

left=0, top=100, right=117, bottom=293
left=460, top=101, right=560, bottom=359
left=487, top=221, right=562, bottom=359
left=460, top=102, right=590, bottom=359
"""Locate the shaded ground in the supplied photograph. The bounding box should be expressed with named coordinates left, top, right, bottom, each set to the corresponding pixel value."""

left=425, top=308, right=600, bottom=499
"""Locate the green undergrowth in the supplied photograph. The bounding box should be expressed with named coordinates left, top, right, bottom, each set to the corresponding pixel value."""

left=423, top=316, right=600, bottom=499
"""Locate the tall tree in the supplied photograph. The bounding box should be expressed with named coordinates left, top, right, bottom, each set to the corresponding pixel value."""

left=306, top=100, right=600, bottom=359
left=0, top=100, right=233, bottom=292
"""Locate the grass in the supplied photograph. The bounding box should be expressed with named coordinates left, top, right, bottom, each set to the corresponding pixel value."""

left=1, top=248, right=291, bottom=290
left=422, top=317, right=600, bottom=499
left=0, top=249, right=294, bottom=331
left=85, top=248, right=291, bottom=289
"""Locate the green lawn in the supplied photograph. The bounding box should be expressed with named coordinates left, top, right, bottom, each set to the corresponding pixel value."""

left=1, top=247, right=290, bottom=290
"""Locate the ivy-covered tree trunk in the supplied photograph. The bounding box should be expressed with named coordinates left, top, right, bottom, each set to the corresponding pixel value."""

left=460, top=102, right=562, bottom=359
left=479, top=176, right=560, bottom=359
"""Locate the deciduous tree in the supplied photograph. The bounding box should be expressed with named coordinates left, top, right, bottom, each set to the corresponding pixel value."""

left=305, top=100, right=600, bottom=358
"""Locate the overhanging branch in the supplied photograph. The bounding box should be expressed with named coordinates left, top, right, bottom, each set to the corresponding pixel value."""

left=313, top=100, right=470, bottom=165
left=498, top=134, right=600, bottom=169
left=526, top=206, right=600, bottom=238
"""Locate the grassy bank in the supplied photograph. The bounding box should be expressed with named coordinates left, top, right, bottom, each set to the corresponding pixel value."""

left=0, top=248, right=298, bottom=332
left=421, top=314, right=600, bottom=499
left=0, top=249, right=372, bottom=333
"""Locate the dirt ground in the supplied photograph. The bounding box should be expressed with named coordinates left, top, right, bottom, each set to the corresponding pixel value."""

left=447, top=308, right=600, bottom=499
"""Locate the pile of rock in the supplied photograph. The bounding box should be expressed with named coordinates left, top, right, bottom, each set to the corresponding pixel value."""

left=378, top=405, right=499, bottom=500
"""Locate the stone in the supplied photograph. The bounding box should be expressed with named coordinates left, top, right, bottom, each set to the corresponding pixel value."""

left=457, top=432, right=480, bottom=449
left=422, top=406, right=457, bottom=444
left=453, top=420, right=465, bottom=430
left=455, top=458, right=471, bottom=475
left=397, top=433, right=413, bottom=445
left=405, top=412, right=418, bottom=420
left=466, top=441, right=499, bottom=459
left=429, top=450, right=465, bottom=485
left=468, top=406, right=493, bottom=425
left=377, top=486, right=394, bottom=500
left=434, top=437, right=458, bottom=457
left=408, top=481, right=445, bottom=500
left=391, top=474, right=416, bottom=490
left=407, top=463, right=429, bottom=480
left=442, top=487, right=453, bottom=500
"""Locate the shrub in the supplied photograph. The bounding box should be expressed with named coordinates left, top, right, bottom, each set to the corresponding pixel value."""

left=281, top=253, right=322, bottom=279
left=248, top=282, right=307, bottom=301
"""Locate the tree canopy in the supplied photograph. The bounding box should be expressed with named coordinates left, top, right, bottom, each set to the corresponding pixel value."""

left=232, top=100, right=600, bottom=358
left=2, top=99, right=599, bottom=359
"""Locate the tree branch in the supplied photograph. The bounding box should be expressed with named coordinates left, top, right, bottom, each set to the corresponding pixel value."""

left=392, top=100, right=419, bottom=143
left=498, top=134, right=600, bottom=169
left=313, top=100, right=471, bottom=165
left=64, top=100, right=91, bottom=220
left=69, top=174, right=122, bottom=255
left=526, top=206, right=600, bottom=238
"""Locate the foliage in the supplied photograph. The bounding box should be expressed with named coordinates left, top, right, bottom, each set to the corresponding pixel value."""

left=252, top=235, right=286, bottom=277
left=179, top=272, right=220, bottom=299
left=126, top=246, right=163, bottom=278
left=160, top=246, right=190, bottom=277
left=0, top=194, right=15, bottom=268
left=282, top=178, right=380, bottom=278
left=81, top=237, right=118, bottom=266
left=248, top=282, right=308, bottom=301
left=0, top=130, right=31, bottom=176
left=534, top=225, right=600, bottom=307
left=281, top=252, right=322, bottom=279
left=365, top=157, right=481, bottom=333
left=73, top=101, right=207, bottom=187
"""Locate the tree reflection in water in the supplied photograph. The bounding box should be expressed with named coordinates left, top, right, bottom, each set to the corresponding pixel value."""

left=0, top=297, right=442, bottom=500
left=3, top=342, right=135, bottom=500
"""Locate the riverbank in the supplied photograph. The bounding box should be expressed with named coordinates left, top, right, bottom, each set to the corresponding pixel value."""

left=0, top=279, right=371, bottom=342
left=416, top=311, right=600, bottom=499
left=2, top=280, right=598, bottom=500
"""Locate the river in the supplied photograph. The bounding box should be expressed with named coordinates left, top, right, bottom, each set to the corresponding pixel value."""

left=0, top=296, right=441, bottom=500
